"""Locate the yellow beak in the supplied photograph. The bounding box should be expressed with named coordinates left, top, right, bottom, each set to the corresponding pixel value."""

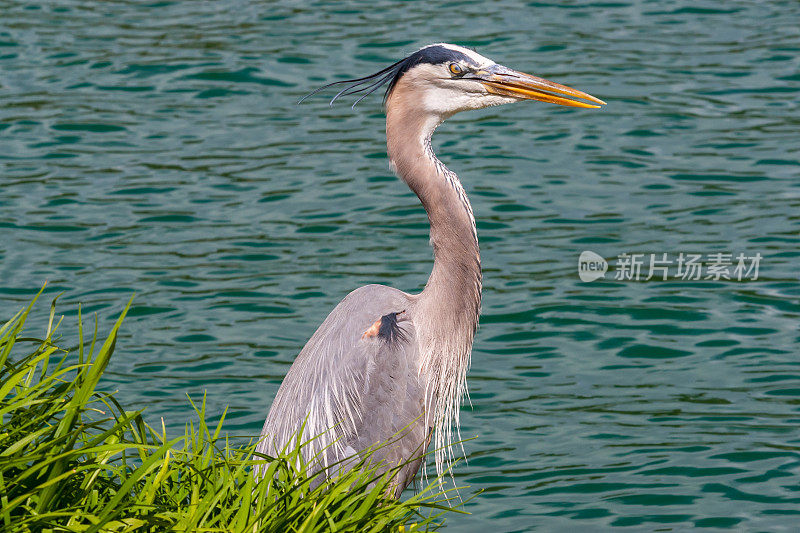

left=479, top=65, right=605, bottom=109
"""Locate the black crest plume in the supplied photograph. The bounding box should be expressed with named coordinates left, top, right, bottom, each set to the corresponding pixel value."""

left=297, top=45, right=476, bottom=108
left=297, top=56, right=410, bottom=108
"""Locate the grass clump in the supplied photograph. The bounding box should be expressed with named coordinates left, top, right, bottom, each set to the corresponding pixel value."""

left=0, top=289, right=459, bottom=532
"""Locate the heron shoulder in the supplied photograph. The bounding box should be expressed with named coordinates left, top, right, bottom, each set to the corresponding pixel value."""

left=259, top=284, right=422, bottom=467
left=293, top=285, right=415, bottom=363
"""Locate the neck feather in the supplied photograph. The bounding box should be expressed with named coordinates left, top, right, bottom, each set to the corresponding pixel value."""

left=385, top=79, right=482, bottom=478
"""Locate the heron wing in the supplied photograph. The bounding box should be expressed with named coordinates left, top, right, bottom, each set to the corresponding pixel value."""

left=257, top=284, right=428, bottom=491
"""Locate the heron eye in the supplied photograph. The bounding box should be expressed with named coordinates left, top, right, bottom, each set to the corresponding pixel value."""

left=448, top=63, right=463, bottom=76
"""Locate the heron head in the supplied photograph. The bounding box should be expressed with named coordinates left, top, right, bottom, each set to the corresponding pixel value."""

left=303, top=43, right=605, bottom=117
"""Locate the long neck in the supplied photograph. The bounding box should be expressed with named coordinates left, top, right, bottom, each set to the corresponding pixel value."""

left=387, top=116, right=482, bottom=329
left=385, top=81, right=481, bottom=476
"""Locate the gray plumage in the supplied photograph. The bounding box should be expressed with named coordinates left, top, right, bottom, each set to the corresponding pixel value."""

left=259, top=286, right=428, bottom=496
left=257, top=43, right=604, bottom=497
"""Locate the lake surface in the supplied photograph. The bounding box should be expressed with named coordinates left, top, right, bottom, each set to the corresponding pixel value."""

left=2, top=1, right=799, bottom=530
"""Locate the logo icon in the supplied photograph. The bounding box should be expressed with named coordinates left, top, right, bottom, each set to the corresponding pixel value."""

left=579, top=251, right=607, bottom=282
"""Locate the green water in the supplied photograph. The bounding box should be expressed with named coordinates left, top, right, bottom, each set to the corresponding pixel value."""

left=2, top=1, right=799, bottom=530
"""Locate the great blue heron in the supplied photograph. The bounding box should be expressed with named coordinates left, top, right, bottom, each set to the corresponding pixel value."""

left=257, top=43, right=604, bottom=496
